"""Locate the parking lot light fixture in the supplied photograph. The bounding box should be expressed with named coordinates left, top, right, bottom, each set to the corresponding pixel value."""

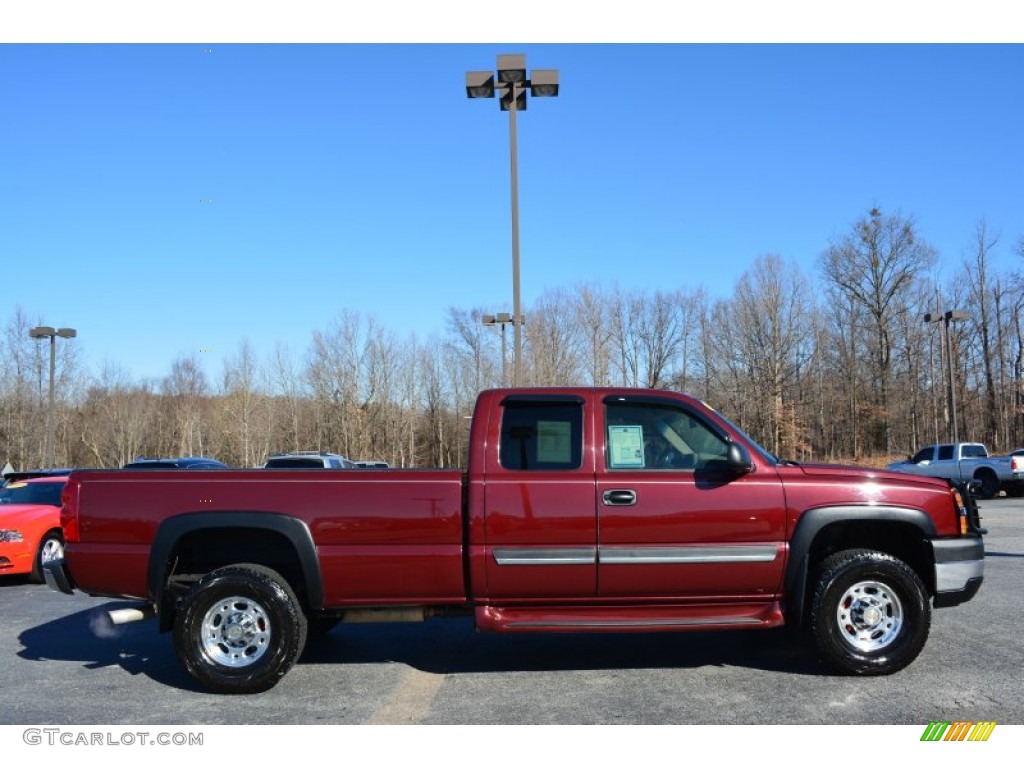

left=466, top=53, right=559, bottom=386
left=483, top=312, right=514, bottom=386
left=923, top=310, right=968, bottom=443
left=28, top=326, right=77, bottom=468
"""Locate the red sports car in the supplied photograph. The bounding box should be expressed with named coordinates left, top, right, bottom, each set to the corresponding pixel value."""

left=0, top=475, right=67, bottom=582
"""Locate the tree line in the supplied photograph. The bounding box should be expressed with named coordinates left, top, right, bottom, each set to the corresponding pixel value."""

left=3, top=209, right=1024, bottom=471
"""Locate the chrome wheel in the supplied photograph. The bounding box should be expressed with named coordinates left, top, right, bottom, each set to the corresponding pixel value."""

left=835, top=579, right=904, bottom=652
left=39, top=536, right=64, bottom=564
left=31, top=531, right=64, bottom=584
left=174, top=565, right=306, bottom=693
left=199, top=596, right=272, bottom=668
left=811, top=549, right=930, bottom=675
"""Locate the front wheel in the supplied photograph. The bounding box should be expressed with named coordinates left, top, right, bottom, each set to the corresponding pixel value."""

left=809, top=549, right=930, bottom=675
left=173, top=564, right=307, bottom=694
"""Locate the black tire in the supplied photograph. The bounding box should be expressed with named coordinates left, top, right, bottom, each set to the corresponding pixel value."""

left=974, top=470, right=999, bottom=500
left=30, top=529, right=64, bottom=584
left=809, top=549, right=930, bottom=676
left=173, top=564, right=307, bottom=694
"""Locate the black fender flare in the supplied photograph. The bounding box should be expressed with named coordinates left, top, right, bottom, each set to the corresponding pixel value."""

left=148, top=512, right=323, bottom=625
left=784, top=506, right=937, bottom=625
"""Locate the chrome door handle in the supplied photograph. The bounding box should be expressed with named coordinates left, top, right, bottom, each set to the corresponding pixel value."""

left=602, top=489, right=637, bottom=506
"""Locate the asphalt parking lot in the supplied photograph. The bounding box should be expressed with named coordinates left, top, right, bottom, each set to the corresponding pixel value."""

left=1, top=500, right=1022, bottom=726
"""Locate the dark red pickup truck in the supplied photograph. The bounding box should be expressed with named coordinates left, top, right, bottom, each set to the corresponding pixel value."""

left=46, top=388, right=985, bottom=693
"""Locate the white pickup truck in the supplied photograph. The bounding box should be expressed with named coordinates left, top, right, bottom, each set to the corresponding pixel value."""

left=887, top=442, right=1024, bottom=499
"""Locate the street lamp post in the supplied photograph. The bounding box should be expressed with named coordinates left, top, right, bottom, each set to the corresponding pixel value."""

left=482, top=312, right=513, bottom=386
left=923, top=310, right=968, bottom=442
left=28, top=326, right=77, bottom=468
left=466, top=54, right=559, bottom=386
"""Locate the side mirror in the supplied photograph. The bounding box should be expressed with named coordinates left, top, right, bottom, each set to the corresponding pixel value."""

left=699, top=442, right=755, bottom=479
left=726, top=442, right=755, bottom=475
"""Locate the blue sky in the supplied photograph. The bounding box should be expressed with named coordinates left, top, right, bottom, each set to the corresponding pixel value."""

left=2, top=15, right=1022, bottom=384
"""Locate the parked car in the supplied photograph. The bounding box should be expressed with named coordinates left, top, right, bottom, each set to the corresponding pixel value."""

left=0, top=475, right=68, bottom=582
left=886, top=442, right=1024, bottom=499
left=1, top=468, right=75, bottom=487
left=122, top=457, right=229, bottom=470
left=354, top=460, right=390, bottom=469
left=263, top=451, right=355, bottom=469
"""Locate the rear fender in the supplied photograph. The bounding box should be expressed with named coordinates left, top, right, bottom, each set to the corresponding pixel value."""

left=148, top=512, right=322, bottom=631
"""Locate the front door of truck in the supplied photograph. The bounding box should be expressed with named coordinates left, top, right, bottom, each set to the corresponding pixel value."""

left=596, top=395, right=786, bottom=600
left=481, top=395, right=598, bottom=600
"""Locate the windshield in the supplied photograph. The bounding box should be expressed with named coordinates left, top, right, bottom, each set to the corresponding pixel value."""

left=0, top=480, right=66, bottom=506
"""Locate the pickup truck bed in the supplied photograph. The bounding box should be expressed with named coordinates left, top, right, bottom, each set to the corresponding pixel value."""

left=63, top=469, right=466, bottom=606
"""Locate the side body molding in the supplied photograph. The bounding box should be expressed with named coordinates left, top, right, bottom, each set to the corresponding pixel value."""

left=784, top=505, right=938, bottom=624
left=148, top=511, right=323, bottom=616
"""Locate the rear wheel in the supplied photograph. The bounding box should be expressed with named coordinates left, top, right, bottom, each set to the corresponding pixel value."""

left=810, top=549, right=930, bottom=675
left=974, top=470, right=1000, bottom=500
left=173, top=564, right=307, bottom=694
left=30, top=529, right=64, bottom=584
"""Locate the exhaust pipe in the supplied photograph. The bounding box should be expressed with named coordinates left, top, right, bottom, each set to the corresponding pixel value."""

left=108, top=606, right=156, bottom=625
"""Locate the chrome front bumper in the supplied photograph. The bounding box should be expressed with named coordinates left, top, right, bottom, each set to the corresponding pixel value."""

left=933, top=537, right=984, bottom=608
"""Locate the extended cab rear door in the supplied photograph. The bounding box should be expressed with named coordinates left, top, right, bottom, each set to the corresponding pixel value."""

left=925, top=444, right=961, bottom=481
left=596, top=394, right=787, bottom=600
left=478, top=394, right=598, bottom=599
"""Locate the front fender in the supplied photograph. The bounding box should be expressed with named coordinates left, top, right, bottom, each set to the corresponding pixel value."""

left=784, top=505, right=937, bottom=625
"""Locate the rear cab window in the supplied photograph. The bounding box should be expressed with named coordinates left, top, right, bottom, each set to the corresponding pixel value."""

left=499, top=398, right=584, bottom=471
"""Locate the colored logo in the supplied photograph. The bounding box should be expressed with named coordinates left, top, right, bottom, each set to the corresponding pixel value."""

left=920, top=721, right=996, bottom=741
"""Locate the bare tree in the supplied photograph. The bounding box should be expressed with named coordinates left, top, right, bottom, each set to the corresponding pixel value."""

left=575, top=284, right=613, bottom=386
left=162, top=354, right=211, bottom=457
left=526, top=288, right=583, bottom=386
left=636, top=290, right=684, bottom=389
left=964, top=220, right=1001, bottom=447
left=731, top=254, right=813, bottom=456
left=821, top=208, right=936, bottom=453
left=218, top=340, right=270, bottom=467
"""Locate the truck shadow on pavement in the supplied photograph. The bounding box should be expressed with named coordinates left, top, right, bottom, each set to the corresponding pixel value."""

left=17, top=601, right=197, bottom=690
left=18, top=603, right=823, bottom=692
left=302, top=616, right=824, bottom=677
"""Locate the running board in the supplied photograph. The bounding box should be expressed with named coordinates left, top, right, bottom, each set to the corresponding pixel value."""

left=475, top=602, right=784, bottom=633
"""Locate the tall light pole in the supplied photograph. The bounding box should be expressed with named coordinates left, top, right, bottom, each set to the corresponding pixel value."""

left=28, top=326, right=77, bottom=468
left=482, top=312, right=513, bottom=386
left=466, top=53, right=559, bottom=386
left=924, top=310, right=968, bottom=442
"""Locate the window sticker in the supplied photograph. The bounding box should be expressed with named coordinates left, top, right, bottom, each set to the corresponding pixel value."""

left=537, top=420, right=572, bottom=463
left=608, top=425, right=645, bottom=468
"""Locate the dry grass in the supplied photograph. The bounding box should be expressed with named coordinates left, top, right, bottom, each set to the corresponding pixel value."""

left=819, top=455, right=907, bottom=470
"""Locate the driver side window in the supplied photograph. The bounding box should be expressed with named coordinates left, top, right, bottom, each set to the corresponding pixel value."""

left=910, top=447, right=933, bottom=463
left=604, top=401, right=728, bottom=471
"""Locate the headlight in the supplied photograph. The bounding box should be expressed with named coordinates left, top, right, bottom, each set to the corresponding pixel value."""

left=0, top=529, right=24, bottom=543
